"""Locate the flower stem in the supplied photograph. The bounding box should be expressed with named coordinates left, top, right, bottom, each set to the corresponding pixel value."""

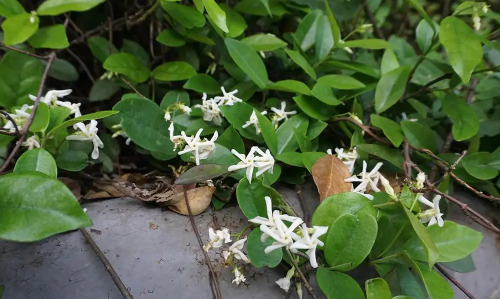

left=373, top=202, right=397, bottom=208
left=370, top=252, right=403, bottom=265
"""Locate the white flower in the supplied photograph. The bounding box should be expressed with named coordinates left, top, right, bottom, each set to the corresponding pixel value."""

left=66, top=120, right=103, bottom=159
left=380, top=175, right=397, bottom=200
left=344, top=161, right=383, bottom=197
left=214, top=87, right=242, bottom=106
left=326, top=149, right=333, bottom=155
left=56, top=101, right=82, bottom=117
left=473, top=15, right=481, bottom=31
left=260, top=213, right=303, bottom=253
left=334, top=148, right=358, bottom=174
left=177, top=129, right=218, bottom=165
left=228, top=146, right=274, bottom=183
left=401, top=112, right=417, bottom=122
left=222, top=237, right=250, bottom=263
left=2, top=104, right=32, bottom=132
left=203, top=227, right=231, bottom=252
left=30, top=89, right=72, bottom=107
left=178, top=103, right=192, bottom=115
left=21, top=135, right=41, bottom=150
left=164, top=111, right=171, bottom=121
left=168, top=122, right=185, bottom=150
left=270, top=101, right=297, bottom=127
left=416, top=172, right=426, bottom=189
left=483, top=4, right=489, bottom=14
left=289, top=225, right=328, bottom=268
left=232, top=267, right=246, bottom=285
left=253, top=147, right=274, bottom=176
left=228, top=148, right=256, bottom=182
left=195, top=94, right=224, bottom=126
left=276, top=267, right=295, bottom=292
left=242, top=110, right=268, bottom=135
left=418, top=195, right=444, bottom=227
left=339, top=40, right=353, bottom=54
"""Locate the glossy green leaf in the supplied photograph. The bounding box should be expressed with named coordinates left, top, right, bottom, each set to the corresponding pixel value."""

left=439, top=16, right=482, bottom=83
left=27, top=24, right=69, bottom=49
left=316, top=267, right=365, bottom=299
left=161, top=2, right=205, bottom=28
left=442, top=94, right=479, bottom=141
left=325, top=213, right=378, bottom=271
left=89, top=79, right=120, bottom=102
left=266, top=80, right=311, bottom=95
left=217, top=125, right=245, bottom=153
left=256, top=110, right=277, bottom=155
left=301, top=152, right=326, bottom=172
left=408, top=0, right=435, bottom=30
left=236, top=178, right=282, bottom=219
left=276, top=114, right=309, bottom=154
left=406, top=257, right=454, bottom=299
left=285, top=49, right=317, bottom=80
left=374, top=65, right=411, bottom=113
left=156, top=29, right=185, bottom=47
left=408, top=99, right=427, bottom=118
left=87, top=36, right=117, bottom=63
left=103, top=53, right=150, bottom=83
left=323, top=0, right=340, bottom=46
left=463, top=152, right=499, bottom=180
left=175, top=164, right=228, bottom=185
left=46, top=107, right=71, bottom=133
left=366, top=278, right=392, bottom=299
left=241, top=33, right=287, bottom=52
left=247, top=227, right=283, bottom=268
left=220, top=102, right=263, bottom=143
left=1, top=13, right=39, bottom=45
left=220, top=4, right=247, bottom=38
left=37, top=0, right=105, bottom=15
left=356, top=144, right=404, bottom=169
left=276, top=152, right=304, bottom=167
left=121, top=39, right=151, bottom=69
left=153, top=61, right=197, bottom=82
left=312, top=82, right=342, bottom=105
left=56, top=150, right=88, bottom=171
left=0, top=0, right=25, bottom=18
left=416, top=19, right=437, bottom=54
left=234, top=0, right=287, bottom=17
left=292, top=95, right=335, bottom=121
left=183, top=74, right=220, bottom=95
left=395, top=265, right=427, bottom=299
left=46, top=58, right=79, bottom=82
left=225, top=38, right=269, bottom=88
left=312, top=192, right=376, bottom=228
left=339, top=39, right=393, bottom=49
left=294, top=10, right=320, bottom=51
left=48, top=111, right=118, bottom=136
left=401, top=120, right=437, bottom=152
left=381, top=49, right=399, bottom=75
left=441, top=255, right=476, bottom=273
left=317, top=75, right=365, bottom=90
left=29, top=102, right=50, bottom=133
left=203, top=0, right=228, bottom=33
left=0, top=172, right=92, bottom=241
left=370, top=115, right=404, bottom=147
left=14, top=149, right=57, bottom=178
left=323, top=60, right=379, bottom=78
left=160, top=90, right=190, bottom=109
left=315, top=15, right=334, bottom=61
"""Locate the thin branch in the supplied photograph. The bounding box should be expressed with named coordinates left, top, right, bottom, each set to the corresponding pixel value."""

left=128, top=0, right=160, bottom=26
left=66, top=48, right=95, bottom=83
left=182, top=186, right=222, bottom=299
left=0, top=52, right=56, bottom=174
left=433, top=150, right=467, bottom=187
left=449, top=172, right=500, bottom=202
left=120, top=77, right=148, bottom=99
left=435, top=264, right=476, bottom=299
left=0, top=111, right=20, bottom=136
left=295, top=185, right=310, bottom=225
left=285, top=249, right=318, bottom=299
left=80, top=229, right=134, bottom=299
left=362, top=0, right=385, bottom=39
left=0, top=43, right=50, bottom=59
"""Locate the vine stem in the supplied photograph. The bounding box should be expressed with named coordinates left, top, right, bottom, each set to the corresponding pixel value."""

left=285, top=249, right=318, bottom=299
left=435, top=264, right=477, bottom=299
left=0, top=52, right=56, bottom=174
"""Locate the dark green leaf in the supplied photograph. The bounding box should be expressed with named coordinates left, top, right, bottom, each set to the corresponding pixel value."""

left=14, top=149, right=57, bottom=178
left=121, top=39, right=151, bottom=69
left=175, top=164, right=228, bottom=185
left=103, top=53, right=150, bottom=83
left=152, top=61, right=197, bottom=81
left=276, top=152, right=304, bottom=167
left=323, top=0, right=340, bottom=46
left=366, top=278, right=392, bottom=299
left=241, top=33, right=287, bottom=52
left=406, top=256, right=454, bottom=299
left=416, top=19, right=437, bottom=54
left=160, top=2, right=205, bottom=29
left=317, top=74, right=365, bottom=90
left=315, top=15, right=334, bottom=61
left=370, top=115, right=404, bottom=147
left=220, top=3, right=247, bottom=38
left=292, top=95, right=335, bottom=121
left=37, top=0, right=105, bottom=15
left=29, top=102, right=50, bottom=133
left=183, top=74, right=221, bottom=95
left=381, top=49, right=399, bottom=75
left=266, top=80, right=312, bottom=95
left=285, top=49, right=317, bottom=80
left=225, top=38, right=269, bottom=88
left=316, top=267, right=365, bottom=299
left=87, top=36, right=117, bottom=63
left=294, top=10, right=320, bottom=51
left=442, top=94, right=479, bottom=141
left=156, top=29, right=186, bottom=47
left=374, top=65, right=411, bottom=113
left=401, top=120, right=437, bottom=152
left=56, top=150, right=88, bottom=171
left=256, top=110, right=278, bottom=155
left=161, top=90, right=190, bottom=109
left=276, top=114, right=309, bottom=154
left=220, top=102, right=263, bottom=143
left=247, top=227, right=283, bottom=268
left=312, top=82, right=342, bottom=105
left=463, top=152, right=499, bottom=180
left=339, top=39, right=393, bottom=49
left=46, top=58, right=79, bottom=82
left=441, top=255, right=476, bottom=273
left=89, top=79, right=120, bottom=102
left=236, top=178, right=282, bottom=219
left=356, top=144, right=404, bottom=169
left=217, top=125, right=245, bottom=153
left=322, top=60, right=379, bottom=78
left=48, top=111, right=118, bottom=136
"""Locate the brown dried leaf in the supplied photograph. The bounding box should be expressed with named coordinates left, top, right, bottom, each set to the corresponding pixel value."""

left=158, top=186, right=215, bottom=216
left=312, top=155, right=352, bottom=202
left=149, top=222, right=158, bottom=230
left=83, top=190, right=116, bottom=200
left=93, top=182, right=126, bottom=197
left=58, top=177, right=81, bottom=199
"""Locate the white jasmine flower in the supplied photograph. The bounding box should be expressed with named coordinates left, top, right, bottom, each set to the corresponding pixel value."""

left=195, top=94, right=224, bottom=126
left=177, top=129, right=218, bottom=165
left=380, top=175, right=397, bottom=200
left=289, top=225, right=328, bottom=268
left=56, top=101, right=82, bottom=117
left=29, top=89, right=72, bottom=107
left=178, top=103, right=192, bottom=115
left=483, top=4, right=489, bottom=14
left=335, top=147, right=358, bottom=174
left=473, top=15, right=481, bottom=31
left=242, top=110, right=268, bottom=135
left=276, top=267, right=295, bottom=292
left=164, top=111, right=171, bottom=121
left=401, top=112, right=418, bottom=122
left=418, top=195, right=444, bottom=227
left=21, top=135, right=41, bottom=150
left=260, top=214, right=303, bottom=253
left=259, top=51, right=266, bottom=59
left=326, top=149, right=333, bottom=155
left=214, top=87, right=242, bottom=106
left=228, top=146, right=274, bottom=183
left=416, top=172, right=426, bottom=189
left=228, top=148, right=256, bottom=183
left=168, top=122, right=185, bottom=150
left=339, top=40, right=353, bottom=54
left=232, top=267, right=246, bottom=285
left=203, top=227, right=231, bottom=252
left=2, top=104, right=32, bottom=132
left=253, top=147, right=274, bottom=176
left=222, top=237, right=250, bottom=263
left=344, top=161, right=383, bottom=196
left=66, top=120, right=103, bottom=159
left=270, top=101, right=297, bottom=127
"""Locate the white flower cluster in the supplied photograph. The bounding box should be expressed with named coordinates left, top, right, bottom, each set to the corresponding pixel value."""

left=249, top=197, right=328, bottom=269
left=168, top=122, right=218, bottom=165
left=242, top=110, right=267, bottom=134
left=270, top=101, right=297, bottom=127
left=472, top=3, right=489, bottom=31
left=228, top=146, right=274, bottom=183
left=164, top=102, right=191, bottom=122
left=194, top=87, right=242, bottom=126
left=414, top=172, right=444, bottom=227
left=327, top=147, right=358, bottom=174
left=203, top=227, right=250, bottom=286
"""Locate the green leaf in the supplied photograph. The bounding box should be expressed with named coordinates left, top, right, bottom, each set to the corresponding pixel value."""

left=219, top=102, right=263, bottom=143
left=175, top=164, right=228, bottom=185
left=183, top=74, right=220, bottom=95
left=395, top=265, right=427, bottom=299
left=247, top=227, right=283, bottom=268
left=161, top=2, right=205, bottom=28
left=405, top=221, right=482, bottom=263
left=374, top=65, right=411, bottom=113
left=56, top=150, right=88, bottom=171
left=325, top=213, right=378, bottom=271
left=308, top=119, right=327, bottom=139
left=416, top=19, right=437, bottom=54
left=46, top=106, right=71, bottom=132
left=256, top=110, right=278, bottom=155
left=339, top=39, right=393, bottom=49
left=48, top=111, right=118, bottom=136
left=400, top=203, right=439, bottom=268
left=46, top=58, right=79, bottom=82
left=323, top=0, right=340, bottom=46
left=441, top=255, right=476, bottom=273
left=220, top=3, right=247, bottom=38
left=292, top=95, right=335, bottom=121
left=439, top=16, right=483, bottom=83
left=266, top=80, right=312, bottom=95
left=241, top=33, right=287, bottom=52
left=225, top=38, right=269, bottom=89
left=103, top=53, right=150, bottom=83
left=370, top=115, right=404, bottom=147
left=156, top=29, right=185, bottom=47
left=322, top=60, right=379, bottom=78
left=317, top=75, right=365, bottom=90
left=294, top=10, right=320, bottom=51
left=160, top=90, right=190, bottom=109
left=29, top=102, right=50, bottom=133
left=285, top=49, right=317, bottom=80
left=1, top=13, right=39, bottom=45
left=27, top=24, right=69, bottom=49
left=0, top=0, right=25, bottom=18
left=401, top=120, right=437, bottom=152
left=316, top=267, right=365, bottom=299
left=236, top=178, right=282, bottom=219
left=408, top=0, right=435, bottom=30
left=442, top=94, right=478, bottom=141
left=217, top=125, right=244, bottom=153
left=89, top=79, right=120, bottom=102
left=366, top=278, right=392, bottom=299
left=14, top=149, right=57, bottom=178
left=152, top=61, right=197, bottom=82
left=202, top=0, right=228, bottom=33
left=113, top=96, right=173, bottom=153
left=276, top=114, right=309, bottom=154
left=121, top=39, right=150, bottom=69
left=312, top=82, right=342, bottom=105
left=301, top=152, right=326, bottom=172
left=312, top=192, right=376, bottom=228
left=356, top=144, right=404, bottom=169
left=406, top=256, right=454, bottom=299
left=276, top=152, right=304, bottom=167
left=408, top=99, right=428, bottom=118
left=0, top=172, right=92, bottom=241
left=37, top=0, right=105, bottom=15
left=234, top=0, right=287, bottom=17
left=87, top=36, right=117, bottom=63
left=463, top=152, right=499, bottom=180
left=315, top=15, right=334, bottom=61
left=381, top=49, right=400, bottom=75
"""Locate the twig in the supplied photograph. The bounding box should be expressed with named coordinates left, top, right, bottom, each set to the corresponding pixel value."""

left=80, top=229, right=134, bottom=299
left=435, top=264, right=476, bottom=299
left=128, top=0, right=160, bottom=26
left=66, top=48, right=95, bottom=83
left=432, top=150, right=467, bottom=187
left=449, top=172, right=500, bottom=202
left=120, top=77, right=148, bottom=99
left=0, top=111, right=20, bottom=136
left=0, top=43, right=50, bottom=59
left=182, top=186, right=222, bottom=299
left=286, top=249, right=318, bottom=299
left=295, top=185, right=310, bottom=225
left=0, top=52, right=56, bottom=174
left=362, top=0, right=385, bottom=39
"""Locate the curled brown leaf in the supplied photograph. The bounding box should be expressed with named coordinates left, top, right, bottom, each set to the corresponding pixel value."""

left=312, top=155, right=352, bottom=202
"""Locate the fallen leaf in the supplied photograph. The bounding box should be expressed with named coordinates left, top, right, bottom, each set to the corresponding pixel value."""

left=149, top=222, right=158, bottom=230
left=90, top=229, right=102, bottom=235
left=158, top=186, right=215, bottom=216
left=83, top=190, right=117, bottom=200
left=312, top=155, right=352, bottom=202
left=58, top=177, right=81, bottom=199
left=93, top=182, right=126, bottom=197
